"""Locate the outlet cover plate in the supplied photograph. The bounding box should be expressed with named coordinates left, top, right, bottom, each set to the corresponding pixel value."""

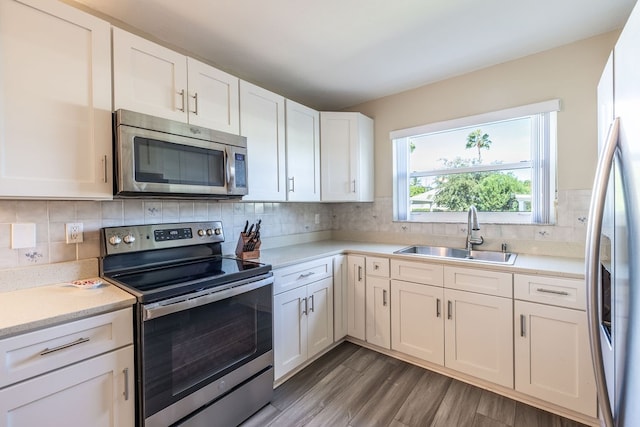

left=66, top=222, right=84, bottom=244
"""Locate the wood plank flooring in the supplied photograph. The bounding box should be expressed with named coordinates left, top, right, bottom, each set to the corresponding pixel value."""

left=241, top=342, right=589, bottom=427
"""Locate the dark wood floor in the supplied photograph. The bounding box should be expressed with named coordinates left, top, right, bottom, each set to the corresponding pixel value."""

left=241, top=342, right=590, bottom=427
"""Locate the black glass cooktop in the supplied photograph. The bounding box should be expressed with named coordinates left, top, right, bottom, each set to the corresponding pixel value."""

left=105, top=255, right=271, bottom=303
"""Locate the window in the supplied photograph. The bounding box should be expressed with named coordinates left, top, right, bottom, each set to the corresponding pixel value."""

left=392, top=100, right=559, bottom=224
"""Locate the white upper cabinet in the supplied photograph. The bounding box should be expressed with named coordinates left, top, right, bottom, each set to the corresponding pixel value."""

left=285, top=100, right=320, bottom=202
left=240, top=81, right=286, bottom=201
left=185, top=57, right=239, bottom=133
left=0, top=0, right=112, bottom=199
left=320, top=112, right=374, bottom=202
left=112, top=28, right=239, bottom=134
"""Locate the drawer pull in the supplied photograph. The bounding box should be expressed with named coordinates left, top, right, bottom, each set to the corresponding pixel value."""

left=520, top=314, right=526, bottom=337
left=309, top=295, right=315, bottom=313
left=298, top=271, right=315, bottom=279
left=40, top=337, right=90, bottom=356
left=123, top=368, right=130, bottom=401
left=436, top=298, right=441, bottom=318
left=536, top=287, right=570, bottom=296
left=301, top=297, right=308, bottom=316
left=358, top=266, right=363, bottom=282
left=447, top=300, right=453, bottom=320
left=383, top=289, right=388, bottom=306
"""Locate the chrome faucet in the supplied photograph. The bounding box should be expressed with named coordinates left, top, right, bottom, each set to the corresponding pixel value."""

left=466, top=205, right=484, bottom=253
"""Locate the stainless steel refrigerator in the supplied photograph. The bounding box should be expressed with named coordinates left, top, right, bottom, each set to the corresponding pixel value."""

left=587, top=2, right=640, bottom=426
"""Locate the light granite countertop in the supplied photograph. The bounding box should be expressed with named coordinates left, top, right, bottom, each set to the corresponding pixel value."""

left=0, top=278, right=135, bottom=339
left=256, top=240, right=586, bottom=278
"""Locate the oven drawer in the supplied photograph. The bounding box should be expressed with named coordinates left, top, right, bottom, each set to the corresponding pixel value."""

left=273, top=257, right=333, bottom=295
left=0, top=307, right=133, bottom=388
left=514, top=274, right=585, bottom=310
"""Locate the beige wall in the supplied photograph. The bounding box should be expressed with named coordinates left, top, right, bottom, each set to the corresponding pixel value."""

left=347, top=31, right=619, bottom=198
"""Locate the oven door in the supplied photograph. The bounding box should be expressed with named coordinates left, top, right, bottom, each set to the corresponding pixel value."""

left=140, top=274, right=273, bottom=427
left=116, top=125, right=231, bottom=197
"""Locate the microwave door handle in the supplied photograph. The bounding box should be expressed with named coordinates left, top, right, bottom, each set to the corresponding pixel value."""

left=226, top=148, right=234, bottom=187
left=585, top=117, right=618, bottom=427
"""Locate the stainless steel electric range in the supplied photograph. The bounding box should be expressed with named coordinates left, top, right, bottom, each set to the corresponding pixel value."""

left=99, top=221, right=273, bottom=427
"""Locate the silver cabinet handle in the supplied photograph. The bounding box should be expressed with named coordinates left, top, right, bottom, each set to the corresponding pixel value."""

left=40, top=337, right=90, bottom=356
left=177, top=89, right=186, bottom=112
left=585, top=117, right=618, bottom=427
left=536, top=287, right=569, bottom=296
left=102, top=155, right=108, bottom=183
left=289, top=177, right=295, bottom=192
left=520, top=314, right=526, bottom=337
left=436, top=298, right=441, bottom=318
left=298, top=271, right=315, bottom=279
left=447, top=300, right=452, bottom=320
left=309, top=295, right=315, bottom=313
left=358, top=266, right=362, bottom=282
left=191, top=92, right=199, bottom=115
left=351, top=179, right=357, bottom=193
left=302, top=297, right=308, bottom=316
left=374, top=264, right=380, bottom=270
left=383, top=289, right=387, bottom=306
left=123, top=368, right=130, bottom=401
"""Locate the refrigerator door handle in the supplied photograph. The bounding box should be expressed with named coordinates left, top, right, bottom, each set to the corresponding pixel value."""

left=585, top=117, right=619, bottom=427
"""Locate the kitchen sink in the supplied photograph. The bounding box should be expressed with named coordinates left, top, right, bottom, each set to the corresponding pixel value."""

left=394, top=245, right=517, bottom=265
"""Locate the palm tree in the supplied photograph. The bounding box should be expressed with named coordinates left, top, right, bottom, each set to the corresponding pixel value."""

left=465, top=129, right=492, bottom=162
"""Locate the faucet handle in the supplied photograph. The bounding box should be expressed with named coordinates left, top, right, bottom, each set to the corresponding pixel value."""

left=501, top=243, right=508, bottom=253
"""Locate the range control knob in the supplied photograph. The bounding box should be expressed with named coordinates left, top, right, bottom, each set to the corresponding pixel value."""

left=214, top=228, right=222, bottom=235
left=206, top=228, right=214, bottom=236
left=198, top=229, right=206, bottom=237
left=108, top=235, right=122, bottom=245
left=123, top=234, right=136, bottom=244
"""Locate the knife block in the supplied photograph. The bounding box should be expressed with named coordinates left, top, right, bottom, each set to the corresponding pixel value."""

left=235, top=232, right=261, bottom=259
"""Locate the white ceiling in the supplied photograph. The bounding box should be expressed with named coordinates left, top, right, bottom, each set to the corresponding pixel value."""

left=73, top=0, right=637, bottom=110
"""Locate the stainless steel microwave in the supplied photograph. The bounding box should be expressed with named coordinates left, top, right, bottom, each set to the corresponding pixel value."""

left=113, top=109, right=248, bottom=198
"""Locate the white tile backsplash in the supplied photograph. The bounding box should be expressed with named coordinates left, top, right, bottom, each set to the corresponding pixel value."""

left=0, top=189, right=591, bottom=274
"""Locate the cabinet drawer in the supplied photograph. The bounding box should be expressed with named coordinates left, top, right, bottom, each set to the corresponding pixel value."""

left=514, top=274, right=585, bottom=310
left=273, top=257, right=333, bottom=295
left=391, top=260, right=443, bottom=286
left=0, top=307, right=133, bottom=388
left=366, top=257, right=390, bottom=277
left=444, top=267, right=512, bottom=298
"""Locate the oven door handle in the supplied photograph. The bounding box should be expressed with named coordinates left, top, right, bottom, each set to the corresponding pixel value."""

left=142, top=275, right=274, bottom=321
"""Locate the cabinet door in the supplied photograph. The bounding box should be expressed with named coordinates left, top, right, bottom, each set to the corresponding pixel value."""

left=0, top=346, right=134, bottom=427
left=515, top=301, right=597, bottom=417
left=240, top=81, right=286, bottom=201
left=365, top=276, right=391, bottom=349
left=320, top=112, right=373, bottom=202
left=333, top=255, right=348, bottom=341
left=346, top=255, right=366, bottom=340
left=0, top=0, right=112, bottom=199
left=273, top=286, right=308, bottom=380
left=285, top=100, right=320, bottom=201
left=307, top=277, right=334, bottom=358
left=187, top=58, right=239, bottom=134
left=444, top=288, right=513, bottom=388
left=112, top=27, right=188, bottom=123
left=391, top=280, right=444, bottom=365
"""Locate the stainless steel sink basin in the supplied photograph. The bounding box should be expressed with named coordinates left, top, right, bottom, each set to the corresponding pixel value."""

left=394, top=245, right=517, bottom=265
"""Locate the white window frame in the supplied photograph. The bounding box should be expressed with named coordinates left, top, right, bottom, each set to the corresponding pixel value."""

left=392, top=100, right=559, bottom=224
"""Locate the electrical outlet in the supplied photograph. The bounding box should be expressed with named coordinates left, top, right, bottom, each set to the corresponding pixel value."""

left=314, top=213, right=320, bottom=225
left=65, top=222, right=84, bottom=244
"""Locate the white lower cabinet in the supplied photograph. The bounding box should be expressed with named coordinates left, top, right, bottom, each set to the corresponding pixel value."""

left=514, top=274, right=596, bottom=417
left=391, top=279, right=444, bottom=365
left=365, top=276, right=391, bottom=349
left=0, top=308, right=134, bottom=427
left=0, top=346, right=134, bottom=427
left=274, top=275, right=333, bottom=381
left=444, top=288, right=513, bottom=388
left=346, top=255, right=366, bottom=341
left=333, top=255, right=349, bottom=341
